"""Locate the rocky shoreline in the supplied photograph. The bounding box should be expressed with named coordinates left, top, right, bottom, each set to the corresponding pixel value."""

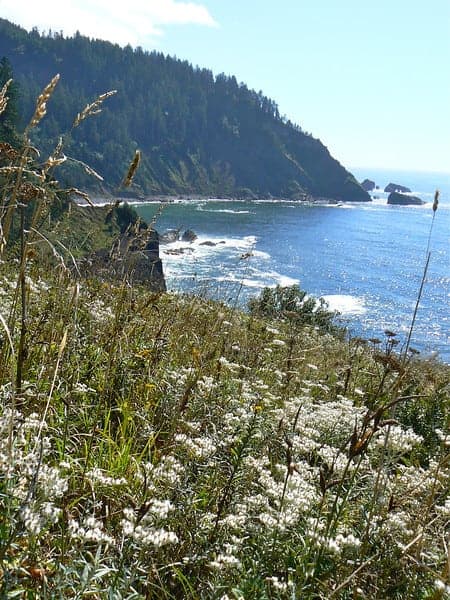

left=80, top=192, right=372, bottom=206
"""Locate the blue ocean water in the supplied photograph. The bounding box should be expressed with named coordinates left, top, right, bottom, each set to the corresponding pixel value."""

left=135, top=169, right=450, bottom=362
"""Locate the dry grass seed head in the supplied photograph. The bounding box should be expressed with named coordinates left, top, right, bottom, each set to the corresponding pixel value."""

left=17, top=182, right=43, bottom=203
left=65, top=187, right=94, bottom=207
left=72, top=90, right=117, bottom=128
left=433, top=190, right=439, bottom=213
left=0, top=78, right=12, bottom=115
left=29, top=74, right=60, bottom=129
left=0, top=142, right=20, bottom=162
left=43, top=137, right=67, bottom=173
left=122, top=150, right=141, bottom=187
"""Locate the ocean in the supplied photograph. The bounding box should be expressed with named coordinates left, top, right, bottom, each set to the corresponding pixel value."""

left=134, top=169, right=450, bottom=363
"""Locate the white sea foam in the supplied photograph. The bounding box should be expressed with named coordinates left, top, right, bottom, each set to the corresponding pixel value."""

left=214, top=270, right=299, bottom=289
left=215, top=274, right=265, bottom=289
left=197, top=207, right=253, bottom=214
left=160, top=233, right=257, bottom=254
left=321, top=294, right=367, bottom=315
left=264, top=272, right=299, bottom=287
left=251, top=249, right=270, bottom=259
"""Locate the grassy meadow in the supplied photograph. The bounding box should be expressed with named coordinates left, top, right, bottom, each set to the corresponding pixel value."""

left=0, top=77, right=449, bottom=599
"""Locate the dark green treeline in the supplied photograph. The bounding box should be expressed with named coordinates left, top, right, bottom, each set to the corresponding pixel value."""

left=0, top=18, right=369, bottom=201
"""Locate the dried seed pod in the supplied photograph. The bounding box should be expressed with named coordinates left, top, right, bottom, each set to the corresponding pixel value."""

left=433, top=190, right=439, bottom=213
left=0, top=141, right=20, bottom=162
left=17, top=182, right=42, bottom=202
left=0, top=78, right=12, bottom=115
left=122, top=150, right=141, bottom=187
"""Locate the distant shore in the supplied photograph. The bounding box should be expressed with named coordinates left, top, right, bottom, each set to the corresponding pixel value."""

left=76, top=192, right=369, bottom=207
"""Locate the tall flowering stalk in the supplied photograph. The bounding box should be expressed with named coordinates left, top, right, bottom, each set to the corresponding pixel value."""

left=403, top=190, right=439, bottom=359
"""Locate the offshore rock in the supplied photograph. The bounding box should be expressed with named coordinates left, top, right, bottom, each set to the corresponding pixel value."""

left=387, top=192, right=425, bottom=206
left=361, top=179, right=376, bottom=192
left=384, top=183, right=412, bottom=193
left=181, top=229, right=197, bottom=242
left=159, top=229, right=180, bottom=244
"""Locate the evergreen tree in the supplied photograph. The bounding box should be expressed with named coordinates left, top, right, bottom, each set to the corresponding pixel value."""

left=0, top=56, right=20, bottom=146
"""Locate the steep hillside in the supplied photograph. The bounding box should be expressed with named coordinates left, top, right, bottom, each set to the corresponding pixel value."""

left=0, top=18, right=370, bottom=202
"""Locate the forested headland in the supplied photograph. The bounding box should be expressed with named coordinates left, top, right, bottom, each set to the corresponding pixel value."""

left=0, top=18, right=369, bottom=201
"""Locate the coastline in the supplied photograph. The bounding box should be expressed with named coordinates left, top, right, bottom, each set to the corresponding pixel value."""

left=75, top=192, right=372, bottom=207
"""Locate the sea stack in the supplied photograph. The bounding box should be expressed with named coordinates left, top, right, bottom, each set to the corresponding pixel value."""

left=384, top=183, right=412, bottom=193
left=361, top=179, right=376, bottom=192
left=387, top=192, right=425, bottom=206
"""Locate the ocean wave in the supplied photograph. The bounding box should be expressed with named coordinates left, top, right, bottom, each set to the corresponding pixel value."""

left=197, top=208, right=253, bottom=214
left=214, top=275, right=266, bottom=289
left=160, top=233, right=258, bottom=254
left=261, top=271, right=299, bottom=287
left=251, top=249, right=270, bottom=259
left=214, top=270, right=299, bottom=289
left=321, top=294, right=367, bottom=315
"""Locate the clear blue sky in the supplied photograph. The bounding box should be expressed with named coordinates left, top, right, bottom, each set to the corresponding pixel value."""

left=1, top=0, right=449, bottom=172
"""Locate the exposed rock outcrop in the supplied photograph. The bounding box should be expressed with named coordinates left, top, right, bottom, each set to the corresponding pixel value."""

left=384, top=183, right=412, bottom=193
left=159, top=229, right=180, bottom=244
left=387, top=192, right=425, bottom=206
left=160, top=228, right=198, bottom=244
left=181, top=229, right=197, bottom=243
left=81, top=228, right=166, bottom=292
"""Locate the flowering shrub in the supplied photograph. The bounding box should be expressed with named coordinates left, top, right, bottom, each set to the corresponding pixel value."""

left=0, top=279, right=448, bottom=598
left=248, top=284, right=340, bottom=334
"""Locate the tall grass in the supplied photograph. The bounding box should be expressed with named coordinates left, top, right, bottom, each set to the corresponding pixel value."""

left=0, top=77, right=448, bottom=599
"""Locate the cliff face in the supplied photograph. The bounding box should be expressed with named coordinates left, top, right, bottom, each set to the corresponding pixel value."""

left=43, top=200, right=166, bottom=291
left=80, top=226, right=166, bottom=292
left=0, top=18, right=370, bottom=202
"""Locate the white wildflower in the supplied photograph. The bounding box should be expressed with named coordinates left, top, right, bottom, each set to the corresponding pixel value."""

left=73, top=382, right=96, bottom=394
left=174, top=433, right=216, bottom=459
left=209, top=553, right=241, bottom=570
left=21, top=506, right=43, bottom=535
left=68, top=517, right=114, bottom=544
left=266, top=326, right=280, bottom=335
left=435, top=429, right=450, bottom=446
left=218, top=356, right=241, bottom=371
left=434, top=579, right=450, bottom=595
left=132, top=526, right=178, bottom=547
left=86, top=467, right=126, bottom=487
left=271, top=339, right=286, bottom=347
left=266, top=576, right=291, bottom=591
left=144, top=455, right=184, bottom=486
left=375, top=426, right=422, bottom=453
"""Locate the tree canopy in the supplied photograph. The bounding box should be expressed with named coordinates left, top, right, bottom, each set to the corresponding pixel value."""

left=0, top=18, right=369, bottom=201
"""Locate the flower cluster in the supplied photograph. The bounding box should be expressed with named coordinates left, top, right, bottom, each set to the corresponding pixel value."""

left=0, top=407, right=67, bottom=536
left=121, top=503, right=178, bottom=548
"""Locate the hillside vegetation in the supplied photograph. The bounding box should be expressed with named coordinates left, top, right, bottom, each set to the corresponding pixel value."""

left=0, top=18, right=369, bottom=202
left=0, top=250, right=449, bottom=598
left=0, top=44, right=448, bottom=600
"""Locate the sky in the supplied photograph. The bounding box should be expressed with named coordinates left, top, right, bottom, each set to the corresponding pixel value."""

left=0, top=0, right=449, bottom=173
